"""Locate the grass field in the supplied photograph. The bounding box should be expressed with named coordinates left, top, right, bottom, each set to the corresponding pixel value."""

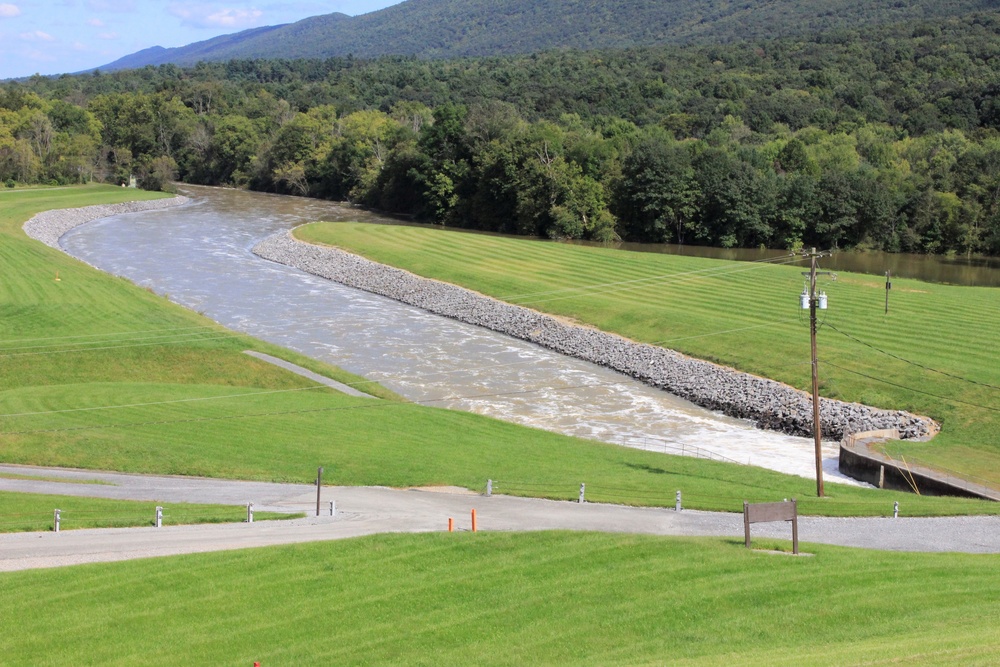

left=4, top=189, right=1000, bottom=666
left=295, top=223, right=1000, bottom=488
left=3, top=531, right=1000, bottom=666
left=0, top=490, right=293, bottom=532
left=0, top=186, right=997, bottom=516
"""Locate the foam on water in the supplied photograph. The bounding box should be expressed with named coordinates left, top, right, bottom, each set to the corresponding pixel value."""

left=61, top=185, right=865, bottom=486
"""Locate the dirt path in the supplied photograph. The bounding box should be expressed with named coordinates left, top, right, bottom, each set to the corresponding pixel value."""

left=2, top=464, right=999, bottom=572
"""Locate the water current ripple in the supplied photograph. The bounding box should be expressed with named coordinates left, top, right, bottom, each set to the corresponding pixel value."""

left=59, top=185, right=862, bottom=485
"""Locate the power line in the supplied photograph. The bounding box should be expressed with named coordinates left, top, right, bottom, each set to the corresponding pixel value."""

left=512, top=255, right=806, bottom=306
left=0, top=379, right=631, bottom=437
left=365, top=356, right=541, bottom=380
left=0, top=333, right=237, bottom=359
left=509, top=254, right=805, bottom=305
left=823, top=359, right=1000, bottom=414
left=0, top=310, right=820, bottom=419
left=0, top=329, right=233, bottom=353
left=826, top=322, right=1000, bottom=392
left=0, top=324, right=223, bottom=346
left=0, top=270, right=827, bottom=420
left=0, top=384, right=335, bottom=419
left=498, top=252, right=802, bottom=302
left=652, top=317, right=800, bottom=345
left=0, top=248, right=821, bottom=430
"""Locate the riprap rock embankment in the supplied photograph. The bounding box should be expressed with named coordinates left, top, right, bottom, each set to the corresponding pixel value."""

left=23, top=196, right=189, bottom=249
left=252, top=231, right=935, bottom=441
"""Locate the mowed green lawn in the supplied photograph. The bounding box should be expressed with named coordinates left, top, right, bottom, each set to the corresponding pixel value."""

left=0, top=187, right=394, bottom=401
left=2, top=532, right=999, bottom=666
left=296, top=223, right=1000, bottom=487
left=2, top=186, right=997, bottom=517
left=0, top=490, right=293, bottom=532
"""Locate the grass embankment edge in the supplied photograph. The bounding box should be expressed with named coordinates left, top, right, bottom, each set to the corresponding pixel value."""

left=294, top=222, right=1000, bottom=491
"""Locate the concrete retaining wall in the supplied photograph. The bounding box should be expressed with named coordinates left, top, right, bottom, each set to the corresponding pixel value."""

left=840, top=431, right=999, bottom=500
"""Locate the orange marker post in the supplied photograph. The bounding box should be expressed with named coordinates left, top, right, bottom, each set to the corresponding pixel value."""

left=448, top=517, right=454, bottom=532
left=471, top=509, right=477, bottom=533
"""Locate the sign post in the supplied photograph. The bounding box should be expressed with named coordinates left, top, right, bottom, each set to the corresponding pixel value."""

left=743, top=500, right=799, bottom=554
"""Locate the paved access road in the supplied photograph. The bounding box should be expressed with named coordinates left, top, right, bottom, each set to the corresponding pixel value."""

left=2, top=464, right=999, bottom=572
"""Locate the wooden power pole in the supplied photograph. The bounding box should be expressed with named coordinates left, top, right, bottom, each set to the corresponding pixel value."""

left=802, top=249, right=834, bottom=498
left=316, top=466, right=324, bottom=517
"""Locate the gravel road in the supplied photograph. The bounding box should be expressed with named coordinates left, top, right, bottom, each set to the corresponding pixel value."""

left=2, top=465, right=999, bottom=572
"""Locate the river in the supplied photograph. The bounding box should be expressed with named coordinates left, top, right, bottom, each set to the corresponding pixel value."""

left=60, top=185, right=859, bottom=484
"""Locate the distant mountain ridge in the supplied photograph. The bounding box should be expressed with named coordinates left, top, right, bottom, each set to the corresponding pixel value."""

left=100, top=0, right=998, bottom=71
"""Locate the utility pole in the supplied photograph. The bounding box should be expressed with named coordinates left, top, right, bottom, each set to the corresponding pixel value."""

left=316, top=466, right=324, bottom=517
left=885, top=270, right=891, bottom=315
left=801, top=248, right=834, bottom=498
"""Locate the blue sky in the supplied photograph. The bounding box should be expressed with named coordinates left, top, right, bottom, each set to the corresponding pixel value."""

left=0, top=1, right=405, bottom=80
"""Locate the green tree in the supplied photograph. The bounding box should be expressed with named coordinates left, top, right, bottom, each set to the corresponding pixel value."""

left=614, top=138, right=699, bottom=243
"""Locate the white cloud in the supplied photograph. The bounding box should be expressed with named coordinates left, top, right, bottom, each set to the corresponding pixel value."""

left=98, top=31, right=118, bottom=40
left=87, top=0, right=135, bottom=11
left=0, top=3, right=21, bottom=18
left=207, top=8, right=263, bottom=27
left=20, top=30, right=55, bottom=41
left=23, top=48, right=57, bottom=63
left=169, top=4, right=265, bottom=29
left=87, top=18, right=104, bottom=27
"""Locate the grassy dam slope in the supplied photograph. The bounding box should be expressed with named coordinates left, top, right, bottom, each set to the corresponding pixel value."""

left=295, top=222, right=1000, bottom=489
left=0, top=186, right=994, bottom=517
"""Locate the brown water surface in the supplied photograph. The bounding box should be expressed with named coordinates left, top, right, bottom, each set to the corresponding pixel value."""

left=60, top=185, right=860, bottom=484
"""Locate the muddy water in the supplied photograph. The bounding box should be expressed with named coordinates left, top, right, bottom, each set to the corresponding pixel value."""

left=61, top=185, right=858, bottom=484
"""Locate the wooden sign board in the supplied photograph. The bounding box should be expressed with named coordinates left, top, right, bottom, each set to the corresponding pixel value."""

left=744, top=500, right=798, bottom=554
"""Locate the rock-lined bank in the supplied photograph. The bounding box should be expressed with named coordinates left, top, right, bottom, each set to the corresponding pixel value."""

left=23, top=196, right=189, bottom=249
left=254, top=232, right=937, bottom=441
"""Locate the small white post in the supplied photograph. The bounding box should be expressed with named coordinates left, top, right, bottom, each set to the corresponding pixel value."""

left=54, top=509, right=61, bottom=533
left=247, top=503, right=254, bottom=524
left=486, top=479, right=493, bottom=497
left=675, top=490, right=682, bottom=512
left=893, top=501, right=899, bottom=519
left=329, top=500, right=336, bottom=517
left=155, top=506, right=163, bottom=528
left=579, top=483, right=585, bottom=504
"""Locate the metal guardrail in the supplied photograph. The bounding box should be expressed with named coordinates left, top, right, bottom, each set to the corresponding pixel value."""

left=615, top=435, right=744, bottom=466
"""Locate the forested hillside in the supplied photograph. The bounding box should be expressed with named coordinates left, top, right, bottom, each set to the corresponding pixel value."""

left=5, top=14, right=1000, bottom=255
left=100, top=0, right=996, bottom=70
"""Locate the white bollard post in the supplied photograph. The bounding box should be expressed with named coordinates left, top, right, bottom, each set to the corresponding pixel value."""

left=675, top=490, right=682, bottom=512
left=247, top=503, right=254, bottom=524
left=893, top=501, right=899, bottom=519
left=54, top=509, right=61, bottom=533
left=330, top=501, right=336, bottom=517
left=155, top=506, right=163, bottom=528
left=579, top=483, right=586, bottom=504
left=486, top=479, right=493, bottom=497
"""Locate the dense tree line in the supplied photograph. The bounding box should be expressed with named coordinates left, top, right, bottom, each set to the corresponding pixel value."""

left=103, top=0, right=995, bottom=69
left=4, top=14, right=1000, bottom=254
